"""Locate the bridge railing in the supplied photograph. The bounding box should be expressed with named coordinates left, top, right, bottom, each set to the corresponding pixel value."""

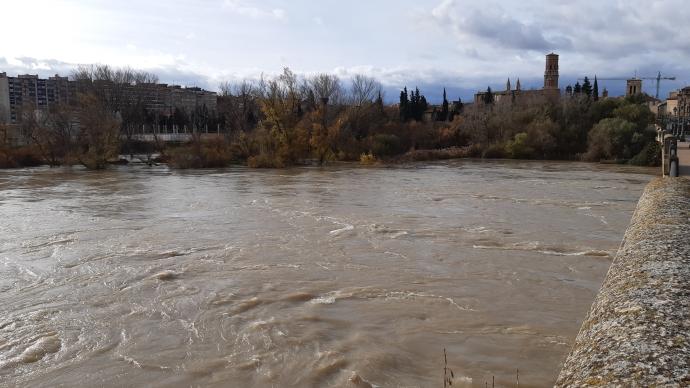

left=556, top=177, right=690, bottom=386
left=658, top=129, right=679, bottom=177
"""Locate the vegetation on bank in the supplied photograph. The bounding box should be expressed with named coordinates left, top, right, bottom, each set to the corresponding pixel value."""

left=0, top=66, right=660, bottom=170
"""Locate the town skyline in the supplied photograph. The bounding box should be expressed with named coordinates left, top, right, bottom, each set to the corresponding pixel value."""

left=2, top=0, right=690, bottom=102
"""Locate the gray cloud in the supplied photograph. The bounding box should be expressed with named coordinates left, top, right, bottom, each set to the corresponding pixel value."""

left=3, top=0, right=690, bottom=102
left=431, top=0, right=570, bottom=51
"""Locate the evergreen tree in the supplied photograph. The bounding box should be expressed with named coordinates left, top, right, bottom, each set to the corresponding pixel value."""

left=593, top=76, right=599, bottom=101
left=582, top=76, right=592, bottom=97
left=440, top=88, right=449, bottom=121
left=566, top=85, right=573, bottom=96
left=399, top=86, right=429, bottom=121
left=419, top=95, right=428, bottom=121
left=483, top=87, right=494, bottom=105
left=375, top=91, right=384, bottom=114
left=399, top=87, right=408, bottom=121
left=574, top=82, right=582, bottom=94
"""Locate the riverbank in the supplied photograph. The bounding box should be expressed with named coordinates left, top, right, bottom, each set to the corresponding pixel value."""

left=0, top=142, right=660, bottom=170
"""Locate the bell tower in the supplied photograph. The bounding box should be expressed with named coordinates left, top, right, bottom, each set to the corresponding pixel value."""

left=544, top=53, right=559, bottom=90
left=626, top=78, right=642, bottom=96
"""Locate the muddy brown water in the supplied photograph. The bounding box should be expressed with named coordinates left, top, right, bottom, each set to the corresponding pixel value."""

left=0, top=160, right=653, bottom=387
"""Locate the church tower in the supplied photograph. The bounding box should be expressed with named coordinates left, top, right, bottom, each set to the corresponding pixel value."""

left=544, top=53, right=559, bottom=90
left=626, top=78, right=642, bottom=96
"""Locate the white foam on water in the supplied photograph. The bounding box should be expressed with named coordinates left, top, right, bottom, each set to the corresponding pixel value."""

left=310, top=296, right=336, bottom=305
left=329, top=224, right=354, bottom=236
left=473, top=241, right=612, bottom=258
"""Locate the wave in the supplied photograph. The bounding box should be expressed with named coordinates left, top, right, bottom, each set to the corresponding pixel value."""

left=367, top=224, right=409, bottom=239
left=0, top=333, right=61, bottom=369
left=472, top=241, right=612, bottom=258
left=329, top=223, right=354, bottom=236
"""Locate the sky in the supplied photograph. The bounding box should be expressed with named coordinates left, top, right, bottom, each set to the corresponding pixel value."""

left=1, top=0, right=689, bottom=103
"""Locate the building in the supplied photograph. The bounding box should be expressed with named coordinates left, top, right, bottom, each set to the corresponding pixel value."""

left=0, top=73, right=9, bottom=123
left=677, top=86, right=690, bottom=117
left=626, top=78, right=642, bottom=97
left=544, top=53, right=559, bottom=92
left=658, top=91, right=679, bottom=117
left=0, top=73, right=80, bottom=124
left=0, top=72, right=217, bottom=127
left=474, top=53, right=560, bottom=104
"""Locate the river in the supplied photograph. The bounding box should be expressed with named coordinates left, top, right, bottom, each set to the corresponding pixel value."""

left=0, top=160, right=653, bottom=387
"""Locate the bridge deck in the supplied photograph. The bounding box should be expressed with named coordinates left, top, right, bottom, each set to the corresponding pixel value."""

left=679, top=142, right=690, bottom=176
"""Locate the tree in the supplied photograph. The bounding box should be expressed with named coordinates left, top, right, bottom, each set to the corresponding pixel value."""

left=574, top=82, right=582, bottom=94
left=307, top=73, right=343, bottom=106
left=440, top=88, right=449, bottom=121
left=399, top=87, right=408, bottom=121
left=483, top=87, right=494, bottom=105
left=218, top=80, right=259, bottom=132
left=582, top=77, right=592, bottom=97
left=76, top=93, right=120, bottom=169
left=350, top=74, right=381, bottom=107
left=585, top=118, right=637, bottom=161
left=593, top=76, right=599, bottom=101
left=375, top=91, right=384, bottom=114
left=252, top=67, right=307, bottom=165
left=27, top=104, right=77, bottom=166
left=309, top=105, right=334, bottom=166
left=72, top=65, right=159, bottom=158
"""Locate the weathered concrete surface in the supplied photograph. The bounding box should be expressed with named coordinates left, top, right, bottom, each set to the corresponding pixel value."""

left=678, top=142, right=690, bottom=176
left=556, top=177, right=690, bottom=387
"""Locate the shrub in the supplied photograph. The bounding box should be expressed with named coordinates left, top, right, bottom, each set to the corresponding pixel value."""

left=359, top=151, right=378, bottom=165
left=0, top=146, right=44, bottom=168
left=247, top=152, right=286, bottom=168
left=369, top=134, right=403, bottom=156
left=466, top=143, right=484, bottom=158
left=584, top=118, right=636, bottom=161
left=629, top=141, right=661, bottom=167
left=482, top=143, right=508, bottom=159
left=506, top=132, right=536, bottom=159
left=168, top=138, right=234, bottom=169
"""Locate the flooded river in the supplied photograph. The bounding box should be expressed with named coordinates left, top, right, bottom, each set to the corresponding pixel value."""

left=0, top=160, right=653, bottom=387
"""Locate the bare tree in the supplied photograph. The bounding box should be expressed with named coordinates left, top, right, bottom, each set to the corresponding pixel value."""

left=26, top=104, right=77, bottom=166
left=73, top=64, right=159, bottom=157
left=350, top=74, right=382, bottom=106
left=307, top=73, right=343, bottom=105
left=258, top=68, right=302, bottom=135
left=218, top=80, right=259, bottom=132
left=76, top=93, right=120, bottom=169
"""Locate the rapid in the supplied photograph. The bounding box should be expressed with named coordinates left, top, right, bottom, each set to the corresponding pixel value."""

left=0, top=160, right=653, bottom=387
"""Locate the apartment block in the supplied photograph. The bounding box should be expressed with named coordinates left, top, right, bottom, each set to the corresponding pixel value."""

left=0, top=72, right=217, bottom=125
left=0, top=72, right=77, bottom=124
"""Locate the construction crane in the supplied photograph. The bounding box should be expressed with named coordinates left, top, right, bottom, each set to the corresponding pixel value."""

left=577, top=72, right=676, bottom=99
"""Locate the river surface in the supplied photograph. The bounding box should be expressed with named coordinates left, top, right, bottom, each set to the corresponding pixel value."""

left=0, top=160, right=653, bottom=387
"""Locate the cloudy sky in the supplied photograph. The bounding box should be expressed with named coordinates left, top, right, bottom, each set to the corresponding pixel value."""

left=1, top=0, right=689, bottom=102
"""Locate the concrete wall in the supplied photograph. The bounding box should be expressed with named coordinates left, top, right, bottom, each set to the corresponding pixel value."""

left=556, top=178, right=690, bottom=386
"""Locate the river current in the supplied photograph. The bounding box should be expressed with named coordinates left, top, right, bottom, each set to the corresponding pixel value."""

left=0, top=160, right=653, bottom=387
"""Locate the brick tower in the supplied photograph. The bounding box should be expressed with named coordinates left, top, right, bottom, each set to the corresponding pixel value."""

left=626, top=78, right=642, bottom=96
left=544, top=53, right=559, bottom=90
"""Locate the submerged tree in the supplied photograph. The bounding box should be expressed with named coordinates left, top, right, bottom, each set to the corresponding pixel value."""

left=76, top=93, right=120, bottom=169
